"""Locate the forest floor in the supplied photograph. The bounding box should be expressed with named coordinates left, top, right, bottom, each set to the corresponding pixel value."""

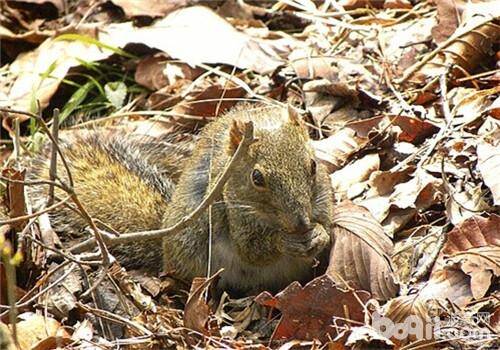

left=0, top=0, right=499, bottom=349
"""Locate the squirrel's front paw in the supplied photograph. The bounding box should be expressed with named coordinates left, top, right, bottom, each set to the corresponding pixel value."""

left=278, top=224, right=330, bottom=258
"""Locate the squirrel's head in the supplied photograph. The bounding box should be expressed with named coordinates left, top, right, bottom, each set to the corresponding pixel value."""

left=224, top=105, right=332, bottom=260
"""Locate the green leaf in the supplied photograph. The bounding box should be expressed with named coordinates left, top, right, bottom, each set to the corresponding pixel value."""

left=104, top=81, right=127, bottom=109
left=54, top=34, right=136, bottom=59
left=59, top=82, right=94, bottom=123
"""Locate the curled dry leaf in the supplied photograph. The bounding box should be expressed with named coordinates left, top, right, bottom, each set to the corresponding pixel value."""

left=255, top=275, right=370, bottom=342
left=184, top=270, right=222, bottom=336
left=328, top=202, right=399, bottom=301
left=420, top=2, right=500, bottom=79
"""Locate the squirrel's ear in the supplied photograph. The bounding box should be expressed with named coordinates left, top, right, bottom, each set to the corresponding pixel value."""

left=228, top=120, right=244, bottom=155
left=287, top=105, right=302, bottom=126
left=287, top=105, right=309, bottom=137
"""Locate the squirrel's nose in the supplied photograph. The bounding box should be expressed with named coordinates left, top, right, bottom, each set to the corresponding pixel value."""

left=293, top=216, right=312, bottom=235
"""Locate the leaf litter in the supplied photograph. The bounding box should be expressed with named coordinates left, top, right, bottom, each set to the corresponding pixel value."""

left=0, top=0, right=499, bottom=349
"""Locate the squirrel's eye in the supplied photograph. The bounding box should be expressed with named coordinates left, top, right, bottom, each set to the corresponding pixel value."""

left=311, top=159, right=317, bottom=176
left=251, top=169, right=266, bottom=189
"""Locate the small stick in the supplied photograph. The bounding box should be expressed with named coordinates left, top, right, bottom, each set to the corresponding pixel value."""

left=47, top=108, right=60, bottom=206
left=70, top=121, right=257, bottom=253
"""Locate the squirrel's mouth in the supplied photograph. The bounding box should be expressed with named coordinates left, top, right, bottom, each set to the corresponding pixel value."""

left=279, top=224, right=330, bottom=258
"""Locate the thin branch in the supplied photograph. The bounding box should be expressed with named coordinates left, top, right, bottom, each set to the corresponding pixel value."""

left=47, top=108, right=60, bottom=206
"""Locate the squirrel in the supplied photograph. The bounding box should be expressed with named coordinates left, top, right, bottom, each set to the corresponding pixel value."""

left=28, top=104, right=334, bottom=295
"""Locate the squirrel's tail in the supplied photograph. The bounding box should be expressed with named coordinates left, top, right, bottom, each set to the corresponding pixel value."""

left=27, top=130, right=191, bottom=271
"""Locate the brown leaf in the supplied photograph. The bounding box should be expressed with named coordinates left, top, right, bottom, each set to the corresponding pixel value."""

left=330, top=154, right=380, bottom=200
left=109, top=0, right=188, bottom=18
left=255, top=275, right=370, bottom=342
left=172, top=84, right=247, bottom=124
left=431, top=0, right=463, bottom=43
left=347, top=115, right=439, bottom=144
left=422, top=3, right=500, bottom=79
left=328, top=202, right=399, bottom=301
left=184, top=270, right=222, bottom=336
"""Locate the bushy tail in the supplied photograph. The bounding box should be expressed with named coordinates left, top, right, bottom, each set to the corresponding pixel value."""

left=27, top=129, right=190, bottom=271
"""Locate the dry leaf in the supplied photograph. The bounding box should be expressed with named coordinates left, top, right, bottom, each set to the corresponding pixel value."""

left=255, top=275, right=370, bottom=342
left=312, top=128, right=368, bottom=172
left=328, top=202, right=399, bottom=301
left=431, top=0, right=463, bottom=43
left=330, top=154, right=380, bottom=200
left=421, top=2, right=500, bottom=79
left=345, top=326, right=394, bottom=348
left=109, top=0, right=187, bottom=18
left=436, top=215, right=500, bottom=299
left=100, top=6, right=295, bottom=74
left=477, top=141, right=500, bottom=205
left=419, top=267, right=473, bottom=307
left=14, top=313, right=71, bottom=350
left=7, top=36, right=111, bottom=117
left=184, top=271, right=222, bottom=336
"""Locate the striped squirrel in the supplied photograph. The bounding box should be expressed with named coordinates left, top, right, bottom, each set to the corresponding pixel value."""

left=29, top=105, right=334, bottom=295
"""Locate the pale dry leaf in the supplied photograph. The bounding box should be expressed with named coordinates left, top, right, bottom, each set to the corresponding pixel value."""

left=100, top=6, right=295, bottom=74
left=109, top=0, right=187, bottom=18
left=289, top=49, right=338, bottom=81
left=419, top=267, right=473, bottom=307
left=345, top=326, right=394, bottom=347
left=311, top=128, right=368, bottom=172
left=328, top=202, right=399, bottom=301
left=390, top=169, right=442, bottom=210
left=445, top=185, right=490, bottom=225
left=367, top=167, right=414, bottom=198
left=477, top=141, right=500, bottom=205
left=330, top=154, right=379, bottom=201
left=14, top=313, right=71, bottom=350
